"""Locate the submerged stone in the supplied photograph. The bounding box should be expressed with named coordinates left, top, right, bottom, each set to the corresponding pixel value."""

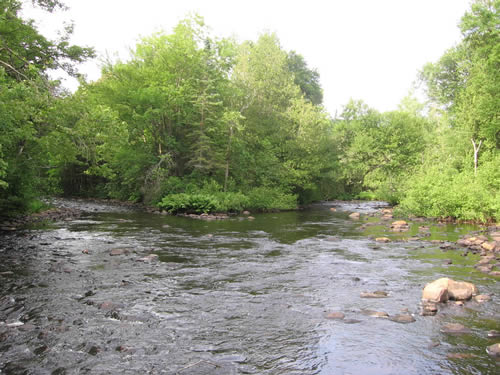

left=389, top=314, right=416, bottom=323
left=360, top=291, right=389, bottom=298
left=440, top=323, right=472, bottom=335
left=325, top=311, right=345, bottom=320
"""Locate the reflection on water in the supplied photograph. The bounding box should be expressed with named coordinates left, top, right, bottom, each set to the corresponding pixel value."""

left=0, top=200, right=498, bottom=374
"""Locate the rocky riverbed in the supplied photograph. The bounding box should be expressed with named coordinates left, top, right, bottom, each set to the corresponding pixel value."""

left=0, top=199, right=498, bottom=374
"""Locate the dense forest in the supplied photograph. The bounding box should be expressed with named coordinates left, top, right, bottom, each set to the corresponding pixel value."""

left=0, top=0, right=498, bottom=221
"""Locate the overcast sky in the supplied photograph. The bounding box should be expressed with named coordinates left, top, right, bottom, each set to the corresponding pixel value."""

left=23, top=0, right=472, bottom=115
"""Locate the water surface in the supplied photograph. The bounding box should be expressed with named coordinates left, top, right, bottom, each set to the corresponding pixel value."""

left=0, top=200, right=498, bottom=374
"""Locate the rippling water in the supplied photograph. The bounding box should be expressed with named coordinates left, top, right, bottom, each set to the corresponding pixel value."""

left=0, top=200, right=498, bottom=374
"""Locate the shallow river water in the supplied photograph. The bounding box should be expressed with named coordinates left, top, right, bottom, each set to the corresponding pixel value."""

left=0, top=200, right=498, bottom=374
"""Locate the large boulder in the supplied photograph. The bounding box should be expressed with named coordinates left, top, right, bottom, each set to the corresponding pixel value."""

left=422, top=277, right=450, bottom=302
left=422, top=278, right=478, bottom=303
left=448, top=279, right=478, bottom=301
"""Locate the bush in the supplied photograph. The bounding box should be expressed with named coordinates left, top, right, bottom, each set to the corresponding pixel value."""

left=212, top=192, right=250, bottom=212
left=398, top=163, right=499, bottom=222
left=158, top=193, right=217, bottom=214
left=246, top=187, right=297, bottom=211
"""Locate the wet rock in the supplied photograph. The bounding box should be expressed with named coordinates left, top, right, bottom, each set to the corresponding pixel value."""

left=447, top=353, right=477, bottom=359
left=349, top=212, right=360, bottom=219
left=325, top=311, right=345, bottom=320
left=477, top=255, right=495, bottom=265
left=242, top=211, right=250, bottom=216
left=448, top=279, right=478, bottom=300
left=88, top=345, right=101, bottom=356
left=247, top=216, right=255, bottom=220
left=105, top=310, right=122, bottom=320
left=391, top=220, right=409, bottom=232
left=421, top=302, right=438, bottom=316
left=343, top=319, right=362, bottom=324
left=360, top=309, right=389, bottom=318
left=422, top=278, right=449, bottom=302
left=440, top=323, right=472, bottom=335
left=443, top=259, right=453, bottom=265
left=489, top=271, right=500, bottom=277
left=486, top=343, right=500, bottom=357
left=487, top=330, right=500, bottom=338
left=375, top=237, right=391, bottom=243
left=137, top=254, right=159, bottom=262
left=422, top=278, right=478, bottom=303
left=482, top=241, right=497, bottom=251
left=81, top=249, right=89, bottom=254
left=329, top=207, right=337, bottom=212
left=476, top=264, right=493, bottom=273
left=389, top=314, right=416, bottom=323
left=98, top=302, right=120, bottom=311
left=360, top=291, right=389, bottom=298
left=109, top=248, right=130, bottom=256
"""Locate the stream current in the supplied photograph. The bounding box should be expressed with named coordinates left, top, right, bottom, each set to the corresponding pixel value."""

left=0, top=199, right=498, bottom=374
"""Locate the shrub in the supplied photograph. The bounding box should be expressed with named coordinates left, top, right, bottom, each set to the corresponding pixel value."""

left=158, top=193, right=217, bottom=214
left=246, top=187, right=297, bottom=211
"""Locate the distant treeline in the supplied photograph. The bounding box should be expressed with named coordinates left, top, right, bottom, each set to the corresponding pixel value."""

left=0, top=0, right=498, bottom=220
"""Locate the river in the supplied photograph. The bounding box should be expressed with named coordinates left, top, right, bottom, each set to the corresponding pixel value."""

left=0, top=199, right=498, bottom=374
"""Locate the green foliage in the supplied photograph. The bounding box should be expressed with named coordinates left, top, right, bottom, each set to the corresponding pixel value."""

left=398, top=161, right=499, bottom=221
left=158, top=193, right=217, bottom=214
left=212, top=192, right=249, bottom=212
left=246, top=187, right=297, bottom=211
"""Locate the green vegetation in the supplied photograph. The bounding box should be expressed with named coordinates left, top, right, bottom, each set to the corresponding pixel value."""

left=0, top=0, right=498, bottom=221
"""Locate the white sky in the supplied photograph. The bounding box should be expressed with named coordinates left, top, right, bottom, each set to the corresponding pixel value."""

left=23, top=0, right=472, bottom=115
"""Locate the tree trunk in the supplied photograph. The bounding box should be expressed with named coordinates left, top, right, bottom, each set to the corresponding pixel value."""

left=471, top=138, right=482, bottom=176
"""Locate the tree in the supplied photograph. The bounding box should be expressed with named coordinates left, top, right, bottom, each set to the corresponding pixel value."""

left=0, top=0, right=94, bottom=212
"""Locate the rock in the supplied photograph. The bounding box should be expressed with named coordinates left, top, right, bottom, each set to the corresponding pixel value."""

left=392, top=220, right=407, bottom=226
left=486, top=343, right=500, bottom=357
left=98, top=302, right=120, bottom=311
left=474, top=294, right=491, bottom=303
left=487, top=330, right=500, bottom=338
left=489, top=271, right=500, bottom=277
left=375, top=237, right=391, bottom=243
left=349, top=212, right=360, bottom=219
left=329, top=207, right=337, bottom=212
left=137, top=254, right=159, bottom=262
left=421, top=302, right=438, bottom=316
left=440, top=323, right=472, bottom=335
left=482, top=241, right=497, bottom=252
left=447, top=353, right=477, bottom=359
left=343, top=319, right=362, bottom=324
left=242, top=211, right=251, bottom=215
left=422, top=278, right=478, bottom=303
left=448, top=279, right=478, bottom=301
left=477, top=255, right=495, bottom=265
left=381, top=209, right=393, bottom=214
left=443, top=259, right=453, bottom=265
left=389, top=314, right=416, bottom=323
left=360, top=309, right=389, bottom=318
left=81, top=249, right=89, bottom=254
left=109, top=248, right=129, bottom=256
left=325, top=311, right=345, bottom=320
left=476, top=265, right=493, bottom=273
left=422, top=278, right=450, bottom=303
left=360, top=291, right=389, bottom=298
left=247, top=216, right=255, bottom=220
